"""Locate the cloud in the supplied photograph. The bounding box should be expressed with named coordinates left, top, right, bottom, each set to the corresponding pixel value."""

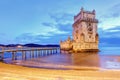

left=0, top=33, right=16, bottom=44
left=99, top=26, right=120, bottom=38
left=97, top=3, right=120, bottom=47
left=15, top=13, right=73, bottom=44
left=98, top=26, right=120, bottom=47
left=13, top=12, right=74, bottom=44
left=15, top=33, right=51, bottom=44
left=15, top=32, right=70, bottom=44
left=50, top=12, right=74, bottom=25
left=47, top=12, right=74, bottom=34
left=15, top=33, right=40, bottom=44
left=39, top=12, right=74, bottom=37
left=99, top=16, right=120, bottom=30
left=109, top=3, right=120, bottom=18
left=98, top=3, right=120, bottom=30
left=41, top=23, right=69, bottom=36
left=107, top=29, right=120, bottom=33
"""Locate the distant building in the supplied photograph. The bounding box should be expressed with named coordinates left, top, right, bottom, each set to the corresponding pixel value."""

left=60, top=8, right=99, bottom=52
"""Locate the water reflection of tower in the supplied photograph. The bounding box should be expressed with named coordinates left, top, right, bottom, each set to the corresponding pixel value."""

left=71, top=52, right=100, bottom=67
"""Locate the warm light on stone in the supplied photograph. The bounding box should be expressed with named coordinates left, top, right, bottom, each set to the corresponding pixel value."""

left=60, top=7, right=99, bottom=52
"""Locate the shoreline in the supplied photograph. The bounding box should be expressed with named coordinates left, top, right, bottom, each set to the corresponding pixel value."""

left=10, top=61, right=120, bottom=71
left=3, top=55, right=120, bottom=71
left=14, top=63, right=100, bottom=71
left=1, top=62, right=120, bottom=80
left=3, top=59, right=102, bottom=71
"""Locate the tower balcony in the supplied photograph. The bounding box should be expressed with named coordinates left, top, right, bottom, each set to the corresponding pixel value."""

left=73, top=17, right=98, bottom=26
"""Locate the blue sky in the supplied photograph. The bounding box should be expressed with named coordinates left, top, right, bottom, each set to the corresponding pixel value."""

left=0, top=0, right=120, bottom=46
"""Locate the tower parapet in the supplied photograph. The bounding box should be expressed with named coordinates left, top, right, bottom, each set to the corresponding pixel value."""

left=74, top=8, right=98, bottom=23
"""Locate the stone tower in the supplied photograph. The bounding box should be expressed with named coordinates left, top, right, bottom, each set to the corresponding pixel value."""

left=60, top=7, right=99, bottom=52
left=72, top=8, right=99, bottom=51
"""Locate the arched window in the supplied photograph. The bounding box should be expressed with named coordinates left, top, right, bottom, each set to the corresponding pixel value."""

left=81, top=33, right=84, bottom=42
left=76, top=30, right=78, bottom=34
left=95, top=33, right=99, bottom=42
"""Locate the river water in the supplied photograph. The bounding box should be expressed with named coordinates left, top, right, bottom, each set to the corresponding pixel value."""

left=3, top=47, right=120, bottom=70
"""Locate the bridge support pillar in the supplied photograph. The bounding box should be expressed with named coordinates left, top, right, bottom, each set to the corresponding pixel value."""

left=32, top=50, right=34, bottom=58
left=30, top=51, right=32, bottom=58
left=35, top=50, right=38, bottom=58
left=12, top=51, right=16, bottom=60
left=56, top=49, right=57, bottom=53
left=38, top=50, right=40, bottom=57
left=22, top=51, right=26, bottom=60
left=41, top=50, right=43, bottom=56
left=25, top=51, right=27, bottom=60
left=0, top=52, right=4, bottom=61
left=46, top=50, right=48, bottom=55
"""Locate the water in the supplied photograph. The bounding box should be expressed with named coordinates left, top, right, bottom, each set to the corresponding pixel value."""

left=2, top=47, right=120, bottom=70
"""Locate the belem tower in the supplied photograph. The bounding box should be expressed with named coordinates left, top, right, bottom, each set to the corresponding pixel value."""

left=60, top=8, right=99, bottom=52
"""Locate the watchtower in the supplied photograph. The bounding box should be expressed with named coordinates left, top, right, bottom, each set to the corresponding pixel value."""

left=72, top=7, right=99, bottom=51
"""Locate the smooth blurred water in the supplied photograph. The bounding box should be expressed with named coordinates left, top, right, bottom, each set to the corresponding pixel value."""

left=99, top=47, right=120, bottom=55
left=3, top=47, right=120, bottom=70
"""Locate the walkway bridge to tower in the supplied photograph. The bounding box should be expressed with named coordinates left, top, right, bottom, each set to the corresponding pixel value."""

left=0, top=47, right=60, bottom=61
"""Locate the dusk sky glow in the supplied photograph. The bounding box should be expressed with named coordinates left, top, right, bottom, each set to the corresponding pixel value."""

left=0, top=0, right=120, bottom=47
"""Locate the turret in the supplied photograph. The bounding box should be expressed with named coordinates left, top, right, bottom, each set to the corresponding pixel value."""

left=81, top=7, right=84, bottom=12
left=92, top=9, right=95, bottom=14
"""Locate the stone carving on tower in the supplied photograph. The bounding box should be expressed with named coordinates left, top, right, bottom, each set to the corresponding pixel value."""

left=60, top=7, right=99, bottom=52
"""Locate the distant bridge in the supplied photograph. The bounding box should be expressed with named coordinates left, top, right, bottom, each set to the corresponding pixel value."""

left=0, top=47, right=60, bottom=61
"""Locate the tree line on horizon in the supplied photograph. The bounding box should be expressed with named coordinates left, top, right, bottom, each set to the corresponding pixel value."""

left=0, top=43, right=60, bottom=47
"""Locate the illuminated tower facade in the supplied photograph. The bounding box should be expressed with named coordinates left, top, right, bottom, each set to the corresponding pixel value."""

left=60, top=8, right=99, bottom=52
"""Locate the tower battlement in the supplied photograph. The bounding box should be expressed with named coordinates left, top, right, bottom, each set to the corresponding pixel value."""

left=74, top=8, right=97, bottom=23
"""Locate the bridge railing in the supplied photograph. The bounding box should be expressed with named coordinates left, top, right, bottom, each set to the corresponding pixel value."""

left=0, top=46, right=60, bottom=52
